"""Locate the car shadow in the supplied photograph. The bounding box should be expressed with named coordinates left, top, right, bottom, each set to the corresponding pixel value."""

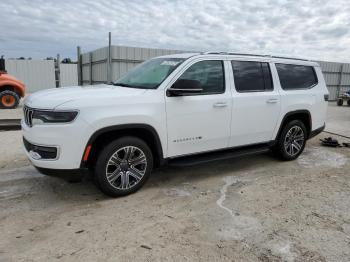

left=6, top=152, right=281, bottom=203
left=149, top=152, right=280, bottom=186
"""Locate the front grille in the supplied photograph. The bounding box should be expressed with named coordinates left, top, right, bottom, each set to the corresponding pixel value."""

left=23, top=138, right=58, bottom=160
left=23, top=106, right=34, bottom=127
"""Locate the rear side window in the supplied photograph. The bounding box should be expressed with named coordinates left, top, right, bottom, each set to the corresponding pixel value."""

left=276, top=64, right=318, bottom=90
left=231, top=61, right=273, bottom=92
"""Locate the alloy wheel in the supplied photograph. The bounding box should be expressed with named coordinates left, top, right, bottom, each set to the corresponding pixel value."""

left=283, top=126, right=305, bottom=156
left=105, top=146, right=147, bottom=190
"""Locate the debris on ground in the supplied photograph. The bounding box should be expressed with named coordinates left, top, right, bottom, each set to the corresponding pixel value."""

left=320, top=137, right=341, bottom=147
left=140, top=245, right=152, bottom=250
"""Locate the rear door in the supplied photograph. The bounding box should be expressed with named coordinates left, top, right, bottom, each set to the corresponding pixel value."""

left=229, top=60, right=281, bottom=147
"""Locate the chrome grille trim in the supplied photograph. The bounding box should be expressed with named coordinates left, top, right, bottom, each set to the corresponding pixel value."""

left=23, top=106, right=34, bottom=127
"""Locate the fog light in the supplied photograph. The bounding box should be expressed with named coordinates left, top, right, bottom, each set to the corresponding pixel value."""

left=29, top=150, right=42, bottom=160
left=24, top=138, right=58, bottom=160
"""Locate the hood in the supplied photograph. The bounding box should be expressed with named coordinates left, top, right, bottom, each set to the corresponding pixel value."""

left=25, top=84, right=147, bottom=109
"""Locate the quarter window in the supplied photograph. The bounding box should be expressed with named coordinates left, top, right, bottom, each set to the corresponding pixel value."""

left=231, top=61, right=273, bottom=92
left=178, top=60, right=225, bottom=94
left=276, top=64, right=318, bottom=90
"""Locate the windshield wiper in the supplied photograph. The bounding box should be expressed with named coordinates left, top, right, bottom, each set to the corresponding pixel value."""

left=113, top=82, right=151, bottom=89
left=112, top=82, right=134, bottom=87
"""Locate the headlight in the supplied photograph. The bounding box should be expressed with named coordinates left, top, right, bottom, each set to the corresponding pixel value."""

left=32, top=110, right=78, bottom=125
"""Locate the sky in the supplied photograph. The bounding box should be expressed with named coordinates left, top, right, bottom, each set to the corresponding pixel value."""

left=1, top=0, right=350, bottom=62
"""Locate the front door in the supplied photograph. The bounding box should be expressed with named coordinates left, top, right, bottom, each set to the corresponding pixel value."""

left=166, top=60, right=232, bottom=157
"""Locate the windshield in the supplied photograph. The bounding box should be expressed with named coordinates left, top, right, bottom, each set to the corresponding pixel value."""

left=114, top=58, right=185, bottom=89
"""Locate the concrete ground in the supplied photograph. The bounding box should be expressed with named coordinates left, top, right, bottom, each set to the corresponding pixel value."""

left=0, top=103, right=349, bottom=262
left=0, top=98, right=24, bottom=120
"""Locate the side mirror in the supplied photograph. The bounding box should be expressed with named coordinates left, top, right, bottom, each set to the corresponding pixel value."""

left=167, top=79, right=203, bottom=96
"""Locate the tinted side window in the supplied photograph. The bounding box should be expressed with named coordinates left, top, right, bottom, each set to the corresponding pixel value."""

left=232, top=61, right=273, bottom=92
left=276, top=64, right=318, bottom=90
left=262, top=63, right=273, bottom=91
left=178, top=60, right=225, bottom=94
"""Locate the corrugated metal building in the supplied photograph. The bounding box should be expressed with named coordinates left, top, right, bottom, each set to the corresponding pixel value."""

left=81, top=46, right=184, bottom=85
left=81, top=46, right=350, bottom=100
left=59, top=64, right=78, bottom=87
left=317, top=61, right=350, bottom=100
left=6, top=60, right=56, bottom=93
left=6, top=60, right=78, bottom=93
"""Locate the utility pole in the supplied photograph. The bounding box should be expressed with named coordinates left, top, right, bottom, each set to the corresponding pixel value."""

left=77, top=46, right=82, bottom=86
left=337, top=64, right=344, bottom=99
left=56, top=53, right=60, bottom=87
left=107, top=32, right=112, bottom=84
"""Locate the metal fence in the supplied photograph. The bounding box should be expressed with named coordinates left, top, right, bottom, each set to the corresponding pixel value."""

left=81, top=46, right=185, bottom=85
left=6, top=60, right=78, bottom=93
left=6, top=60, right=56, bottom=93
left=59, top=64, right=78, bottom=87
left=80, top=46, right=350, bottom=100
left=317, top=61, right=350, bottom=100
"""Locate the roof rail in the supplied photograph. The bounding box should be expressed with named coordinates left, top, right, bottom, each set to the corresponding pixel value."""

left=203, top=51, right=227, bottom=55
left=202, top=51, right=310, bottom=62
left=269, top=55, right=309, bottom=62
left=203, top=51, right=268, bottom=57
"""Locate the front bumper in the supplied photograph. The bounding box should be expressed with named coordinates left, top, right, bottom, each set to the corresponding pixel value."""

left=21, top=118, right=91, bottom=170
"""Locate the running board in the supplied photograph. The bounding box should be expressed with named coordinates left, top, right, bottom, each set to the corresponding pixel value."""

left=168, top=143, right=271, bottom=167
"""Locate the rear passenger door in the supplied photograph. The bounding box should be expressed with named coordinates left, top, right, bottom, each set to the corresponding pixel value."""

left=229, top=60, right=281, bottom=147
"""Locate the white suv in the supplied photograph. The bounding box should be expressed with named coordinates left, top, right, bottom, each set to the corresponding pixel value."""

left=22, top=52, right=328, bottom=196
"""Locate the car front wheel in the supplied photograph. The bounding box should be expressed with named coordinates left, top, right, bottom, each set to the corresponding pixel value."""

left=94, top=136, right=153, bottom=197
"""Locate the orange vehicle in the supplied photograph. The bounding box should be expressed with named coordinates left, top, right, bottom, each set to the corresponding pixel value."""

left=0, top=57, right=25, bottom=109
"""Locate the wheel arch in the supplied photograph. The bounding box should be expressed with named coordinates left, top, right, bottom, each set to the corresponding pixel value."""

left=0, top=83, right=25, bottom=97
left=81, top=124, right=165, bottom=169
left=275, top=110, right=312, bottom=141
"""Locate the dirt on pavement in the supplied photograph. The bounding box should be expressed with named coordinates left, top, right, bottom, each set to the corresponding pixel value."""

left=0, top=104, right=349, bottom=262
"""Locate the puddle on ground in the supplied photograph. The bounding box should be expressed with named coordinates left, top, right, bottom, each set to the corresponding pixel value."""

left=297, top=147, right=347, bottom=168
left=215, top=176, right=261, bottom=240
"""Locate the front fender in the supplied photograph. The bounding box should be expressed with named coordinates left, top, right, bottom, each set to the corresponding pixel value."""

left=0, top=79, right=26, bottom=97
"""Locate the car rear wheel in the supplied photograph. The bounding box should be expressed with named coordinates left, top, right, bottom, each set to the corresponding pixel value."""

left=0, top=90, right=20, bottom=109
left=337, top=98, right=343, bottom=106
left=274, top=120, right=307, bottom=161
left=94, top=136, right=153, bottom=197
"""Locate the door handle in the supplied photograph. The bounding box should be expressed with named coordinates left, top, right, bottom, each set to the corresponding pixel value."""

left=213, top=102, right=228, bottom=108
left=266, top=98, right=279, bottom=104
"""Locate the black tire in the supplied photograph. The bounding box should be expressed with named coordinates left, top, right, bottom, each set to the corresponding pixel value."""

left=274, top=120, right=307, bottom=161
left=337, top=98, right=343, bottom=106
left=347, top=100, right=350, bottom=106
left=94, top=136, right=153, bottom=197
left=0, top=90, right=20, bottom=109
